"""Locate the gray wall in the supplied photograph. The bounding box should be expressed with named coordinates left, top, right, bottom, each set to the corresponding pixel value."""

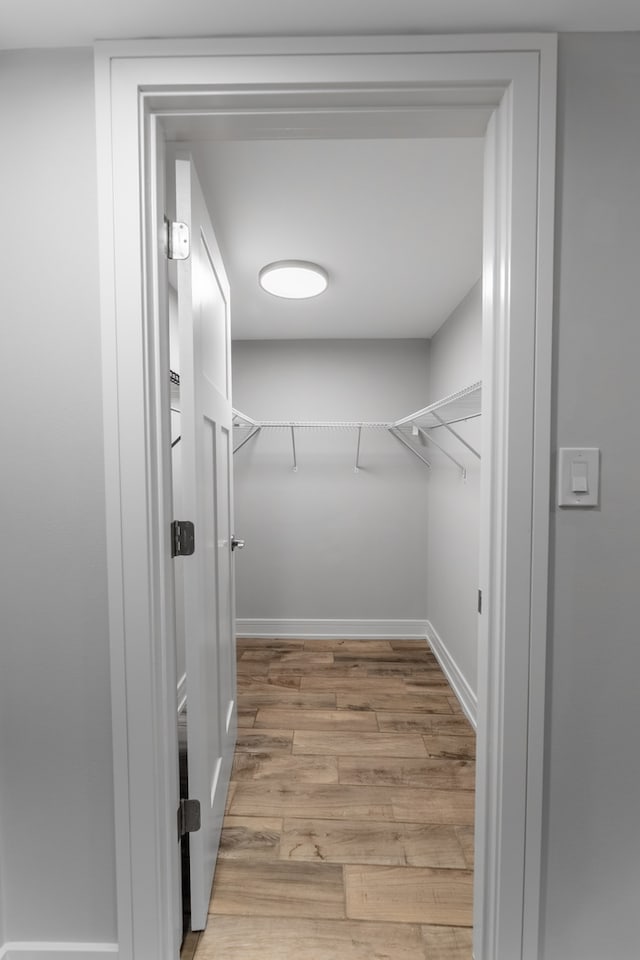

left=426, top=283, right=482, bottom=694
left=541, top=33, right=640, bottom=960
left=0, top=50, right=116, bottom=943
left=232, top=340, right=430, bottom=622
left=2, top=33, right=640, bottom=960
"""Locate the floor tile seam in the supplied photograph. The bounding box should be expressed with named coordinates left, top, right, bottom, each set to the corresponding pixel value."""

left=225, top=809, right=475, bottom=829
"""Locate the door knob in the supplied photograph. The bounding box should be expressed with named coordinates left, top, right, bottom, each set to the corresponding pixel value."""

left=231, top=536, right=245, bottom=551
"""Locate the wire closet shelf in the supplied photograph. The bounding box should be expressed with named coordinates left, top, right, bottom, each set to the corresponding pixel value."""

left=231, top=381, right=482, bottom=475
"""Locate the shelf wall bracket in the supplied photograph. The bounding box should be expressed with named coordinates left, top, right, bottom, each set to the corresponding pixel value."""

left=354, top=426, right=363, bottom=473
left=233, top=425, right=261, bottom=455
left=431, top=411, right=480, bottom=460
left=414, top=425, right=467, bottom=479
left=291, top=426, right=298, bottom=472
left=388, top=427, right=431, bottom=469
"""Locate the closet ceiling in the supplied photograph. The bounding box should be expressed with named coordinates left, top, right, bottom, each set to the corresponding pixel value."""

left=3, top=0, right=640, bottom=48
left=174, top=135, right=485, bottom=340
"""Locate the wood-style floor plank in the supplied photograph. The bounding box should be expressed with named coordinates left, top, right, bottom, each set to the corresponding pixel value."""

left=235, top=729, right=293, bottom=753
left=281, top=817, right=468, bottom=868
left=237, top=707, right=257, bottom=728
left=377, top=712, right=474, bottom=737
left=240, top=647, right=313, bottom=661
left=293, top=730, right=427, bottom=758
left=300, top=675, right=407, bottom=692
left=236, top=639, right=305, bottom=649
left=239, top=689, right=337, bottom=709
left=422, top=924, right=474, bottom=958
left=269, top=664, right=369, bottom=679
left=422, top=734, right=476, bottom=759
left=344, top=864, right=474, bottom=926
left=229, top=782, right=397, bottom=821
left=390, top=639, right=434, bottom=650
left=232, top=753, right=339, bottom=784
left=304, top=639, right=395, bottom=653
left=256, top=707, right=378, bottom=732
left=266, top=651, right=335, bottom=666
left=337, top=691, right=453, bottom=713
left=195, top=916, right=431, bottom=960
left=209, top=860, right=345, bottom=920
left=338, top=756, right=475, bottom=791
left=218, top=816, right=282, bottom=861
left=237, top=673, right=301, bottom=690
left=391, top=787, right=476, bottom=825
left=332, top=650, right=438, bottom=662
left=455, top=825, right=475, bottom=868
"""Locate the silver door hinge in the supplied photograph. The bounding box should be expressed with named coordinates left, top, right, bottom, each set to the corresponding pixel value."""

left=171, top=520, right=195, bottom=558
left=178, top=798, right=201, bottom=838
left=166, top=218, right=190, bottom=260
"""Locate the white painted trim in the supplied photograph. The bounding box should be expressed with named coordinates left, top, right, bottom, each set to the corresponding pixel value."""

left=425, top=621, right=477, bottom=729
left=0, top=944, right=118, bottom=960
left=95, top=34, right=555, bottom=960
left=522, top=36, right=557, bottom=960
left=177, top=672, right=187, bottom=713
left=236, top=618, right=428, bottom=639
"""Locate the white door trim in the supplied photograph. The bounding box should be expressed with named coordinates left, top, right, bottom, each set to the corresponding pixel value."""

left=94, top=34, right=556, bottom=960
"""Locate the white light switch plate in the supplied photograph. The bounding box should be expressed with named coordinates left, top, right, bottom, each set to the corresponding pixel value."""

left=558, top=447, right=600, bottom=507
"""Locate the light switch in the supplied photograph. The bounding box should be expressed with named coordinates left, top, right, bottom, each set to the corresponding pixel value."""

left=571, top=461, right=589, bottom=493
left=558, top=448, right=599, bottom=507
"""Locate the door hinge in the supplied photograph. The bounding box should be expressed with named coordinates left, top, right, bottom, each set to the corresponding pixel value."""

left=166, top=218, right=190, bottom=260
left=178, top=798, right=201, bottom=838
left=171, top=520, right=195, bottom=558
left=478, top=589, right=483, bottom=614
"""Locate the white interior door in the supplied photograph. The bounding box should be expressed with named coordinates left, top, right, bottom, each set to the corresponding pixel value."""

left=176, top=155, right=238, bottom=931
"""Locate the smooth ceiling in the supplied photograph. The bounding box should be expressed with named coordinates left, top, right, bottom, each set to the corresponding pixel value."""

left=177, top=136, right=484, bottom=340
left=2, top=0, right=640, bottom=48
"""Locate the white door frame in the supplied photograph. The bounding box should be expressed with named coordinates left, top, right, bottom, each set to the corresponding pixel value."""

left=95, top=34, right=556, bottom=960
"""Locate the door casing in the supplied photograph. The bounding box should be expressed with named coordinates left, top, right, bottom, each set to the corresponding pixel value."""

left=94, top=34, right=557, bottom=960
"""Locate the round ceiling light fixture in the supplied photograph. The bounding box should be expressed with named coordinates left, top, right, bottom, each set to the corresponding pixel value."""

left=258, top=260, right=328, bottom=299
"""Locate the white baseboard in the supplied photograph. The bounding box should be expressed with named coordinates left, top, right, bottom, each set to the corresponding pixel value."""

left=0, top=944, right=118, bottom=960
left=236, top=618, right=428, bottom=639
left=177, top=671, right=187, bottom=713
left=425, top=620, right=478, bottom=730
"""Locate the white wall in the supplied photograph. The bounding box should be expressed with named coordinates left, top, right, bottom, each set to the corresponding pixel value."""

left=2, top=32, right=640, bottom=960
left=541, top=33, right=640, bottom=960
left=232, top=339, right=430, bottom=628
left=0, top=49, right=116, bottom=946
left=425, top=282, right=481, bottom=698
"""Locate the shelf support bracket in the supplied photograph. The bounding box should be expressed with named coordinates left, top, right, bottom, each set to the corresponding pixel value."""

left=291, top=426, right=298, bottom=472
left=233, top=425, right=261, bottom=455
left=414, top=425, right=467, bottom=479
left=431, top=411, right=480, bottom=460
left=388, top=427, right=431, bottom=469
left=354, top=425, right=363, bottom=473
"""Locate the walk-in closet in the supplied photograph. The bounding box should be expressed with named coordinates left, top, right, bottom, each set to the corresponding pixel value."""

left=169, top=128, right=484, bottom=960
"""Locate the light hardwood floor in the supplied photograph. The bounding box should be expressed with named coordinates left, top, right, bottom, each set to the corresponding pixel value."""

left=186, top=638, right=475, bottom=960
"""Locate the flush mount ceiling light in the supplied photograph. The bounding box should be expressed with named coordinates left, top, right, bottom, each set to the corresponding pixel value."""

left=258, top=260, right=328, bottom=299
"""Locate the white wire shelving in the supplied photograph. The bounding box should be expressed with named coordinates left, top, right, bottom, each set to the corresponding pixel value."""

left=391, top=381, right=482, bottom=477
left=231, top=380, right=482, bottom=475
